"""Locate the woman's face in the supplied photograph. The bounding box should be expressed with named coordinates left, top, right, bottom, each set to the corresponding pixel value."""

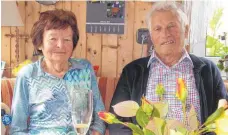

left=150, top=10, right=188, bottom=57
left=41, top=26, right=74, bottom=63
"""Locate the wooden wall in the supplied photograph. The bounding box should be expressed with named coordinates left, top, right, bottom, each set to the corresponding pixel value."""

left=1, top=1, right=153, bottom=78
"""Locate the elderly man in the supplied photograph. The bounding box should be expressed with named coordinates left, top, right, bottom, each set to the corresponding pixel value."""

left=109, top=2, right=228, bottom=135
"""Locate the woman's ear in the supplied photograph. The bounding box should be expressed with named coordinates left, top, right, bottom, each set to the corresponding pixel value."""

left=38, top=45, right=43, bottom=50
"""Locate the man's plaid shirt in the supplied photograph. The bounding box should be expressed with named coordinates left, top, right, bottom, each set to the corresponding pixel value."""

left=146, top=49, right=201, bottom=125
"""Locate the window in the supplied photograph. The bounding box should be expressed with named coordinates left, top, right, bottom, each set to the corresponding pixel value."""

left=206, top=3, right=228, bottom=57
left=189, top=1, right=227, bottom=78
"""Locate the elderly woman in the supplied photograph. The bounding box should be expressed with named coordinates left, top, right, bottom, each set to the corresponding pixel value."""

left=109, top=2, right=228, bottom=135
left=10, top=9, right=105, bottom=135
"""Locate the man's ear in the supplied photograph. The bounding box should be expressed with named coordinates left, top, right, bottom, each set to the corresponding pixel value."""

left=184, top=25, right=189, bottom=38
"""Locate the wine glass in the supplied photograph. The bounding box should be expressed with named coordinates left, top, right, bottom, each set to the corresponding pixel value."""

left=70, top=88, right=93, bottom=135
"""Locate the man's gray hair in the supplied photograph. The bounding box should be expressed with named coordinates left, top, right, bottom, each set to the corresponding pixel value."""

left=146, top=1, right=188, bottom=32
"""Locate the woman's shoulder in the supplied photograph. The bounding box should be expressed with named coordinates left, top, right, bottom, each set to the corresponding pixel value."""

left=17, top=61, right=40, bottom=78
left=69, top=58, right=92, bottom=68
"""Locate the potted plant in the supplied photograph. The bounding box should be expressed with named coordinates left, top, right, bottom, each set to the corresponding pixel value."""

left=217, top=55, right=228, bottom=79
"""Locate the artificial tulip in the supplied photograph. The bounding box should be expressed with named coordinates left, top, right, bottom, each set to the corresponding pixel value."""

left=98, top=111, right=119, bottom=124
left=176, top=78, right=187, bottom=103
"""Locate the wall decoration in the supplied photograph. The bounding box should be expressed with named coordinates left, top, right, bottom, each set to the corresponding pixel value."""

left=86, top=1, right=125, bottom=34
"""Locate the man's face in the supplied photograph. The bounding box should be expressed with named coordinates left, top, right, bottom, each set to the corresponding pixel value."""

left=150, top=10, right=188, bottom=57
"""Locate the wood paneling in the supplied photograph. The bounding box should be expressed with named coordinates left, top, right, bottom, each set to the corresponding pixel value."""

left=102, top=34, right=118, bottom=46
left=62, top=1, right=72, bottom=10
left=101, top=34, right=118, bottom=77
left=117, top=1, right=135, bottom=76
left=24, top=1, right=40, bottom=60
left=17, top=1, right=26, bottom=63
left=72, top=2, right=87, bottom=58
left=10, top=27, right=17, bottom=69
left=1, top=27, right=11, bottom=77
left=101, top=46, right=117, bottom=77
left=1, top=1, right=153, bottom=78
left=40, top=3, right=55, bottom=12
left=133, top=2, right=152, bottom=60
left=55, top=1, right=72, bottom=10
left=87, top=33, right=102, bottom=76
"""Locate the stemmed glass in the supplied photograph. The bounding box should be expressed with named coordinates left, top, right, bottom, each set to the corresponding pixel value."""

left=70, top=88, right=93, bottom=135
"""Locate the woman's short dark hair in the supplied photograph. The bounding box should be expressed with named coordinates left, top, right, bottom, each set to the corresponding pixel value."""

left=30, top=9, right=79, bottom=54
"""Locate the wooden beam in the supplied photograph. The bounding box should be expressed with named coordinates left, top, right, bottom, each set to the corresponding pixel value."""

left=25, top=1, right=40, bottom=60
left=101, top=46, right=117, bottom=77
left=71, top=1, right=87, bottom=59
left=133, top=2, right=152, bottom=60
left=17, top=1, right=26, bottom=62
left=1, top=27, right=11, bottom=77
left=117, top=2, right=135, bottom=77
left=86, top=33, right=102, bottom=76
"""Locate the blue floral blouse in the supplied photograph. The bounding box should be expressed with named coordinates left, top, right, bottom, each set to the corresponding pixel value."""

left=10, top=58, right=106, bottom=135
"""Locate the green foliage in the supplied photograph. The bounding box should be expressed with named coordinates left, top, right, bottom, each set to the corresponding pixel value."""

left=143, top=128, right=156, bottom=135
left=153, top=102, right=169, bottom=118
left=206, top=8, right=228, bottom=71
left=153, top=117, right=166, bottom=135
left=216, top=58, right=228, bottom=72
left=155, top=84, right=165, bottom=97
left=151, top=105, right=160, bottom=118
left=136, top=107, right=150, bottom=127
left=100, top=85, right=227, bottom=135
left=225, top=66, right=228, bottom=72
left=209, top=8, right=223, bottom=32
left=188, top=105, right=199, bottom=131
left=127, top=123, right=144, bottom=135
left=142, top=101, right=154, bottom=116
left=206, top=8, right=228, bottom=57
left=204, top=107, right=225, bottom=125
left=217, top=61, right=224, bottom=71
left=206, top=35, right=225, bottom=56
left=176, top=127, right=188, bottom=135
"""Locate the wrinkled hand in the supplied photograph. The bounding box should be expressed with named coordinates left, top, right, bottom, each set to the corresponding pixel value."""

left=218, top=99, right=228, bottom=109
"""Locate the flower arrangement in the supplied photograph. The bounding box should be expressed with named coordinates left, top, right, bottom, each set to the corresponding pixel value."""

left=98, top=78, right=228, bottom=135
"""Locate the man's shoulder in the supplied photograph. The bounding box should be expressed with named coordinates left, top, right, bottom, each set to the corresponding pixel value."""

left=124, top=56, right=150, bottom=69
left=189, top=54, right=217, bottom=68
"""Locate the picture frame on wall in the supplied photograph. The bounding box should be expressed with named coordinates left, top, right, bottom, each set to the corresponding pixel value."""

left=86, top=1, right=125, bottom=34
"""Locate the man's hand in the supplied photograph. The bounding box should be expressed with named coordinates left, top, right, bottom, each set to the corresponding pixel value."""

left=218, top=99, right=228, bottom=109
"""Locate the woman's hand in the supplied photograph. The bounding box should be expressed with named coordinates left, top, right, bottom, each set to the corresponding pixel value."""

left=92, top=130, right=102, bottom=135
